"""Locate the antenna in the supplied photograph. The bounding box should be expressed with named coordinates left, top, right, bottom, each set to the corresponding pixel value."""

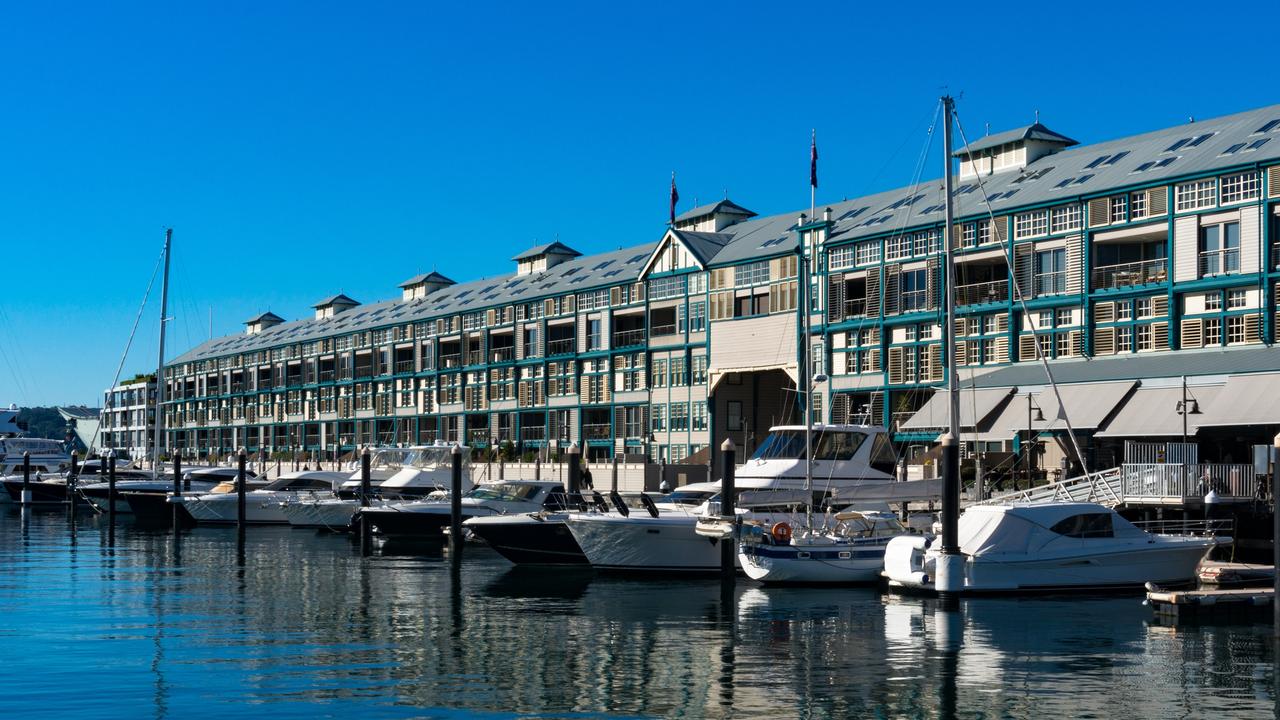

left=1034, top=109, right=1040, bottom=123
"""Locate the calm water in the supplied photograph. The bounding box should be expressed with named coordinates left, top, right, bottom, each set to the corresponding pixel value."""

left=0, top=507, right=1275, bottom=719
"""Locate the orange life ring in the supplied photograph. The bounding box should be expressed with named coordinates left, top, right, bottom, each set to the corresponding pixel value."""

left=771, top=522, right=792, bottom=543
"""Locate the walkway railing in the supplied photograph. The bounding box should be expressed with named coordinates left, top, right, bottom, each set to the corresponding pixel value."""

left=1119, top=463, right=1258, bottom=502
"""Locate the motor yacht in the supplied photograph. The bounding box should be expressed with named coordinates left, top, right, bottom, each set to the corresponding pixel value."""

left=564, top=424, right=899, bottom=573
left=80, top=466, right=246, bottom=514
left=882, top=503, right=1218, bottom=593
left=360, top=480, right=567, bottom=540
left=180, top=470, right=350, bottom=525
left=464, top=485, right=718, bottom=565
left=0, top=438, right=73, bottom=504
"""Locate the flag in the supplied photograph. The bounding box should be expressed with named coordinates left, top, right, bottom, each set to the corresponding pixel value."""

left=810, top=130, right=818, bottom=189
left=669, top=172, right=679, bottom=224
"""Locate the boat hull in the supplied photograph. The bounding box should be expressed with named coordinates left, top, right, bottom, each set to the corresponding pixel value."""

left=565, top=513, right=731, bottom=573
left=2, top=478, right=76, bottom=505
left=739, top=538, right=891, bottom=584
left=465, top=514, right=587, bottom=565
left=280, top=499, right=363, bottom=530
left=361, top=505, right=491, bottom=539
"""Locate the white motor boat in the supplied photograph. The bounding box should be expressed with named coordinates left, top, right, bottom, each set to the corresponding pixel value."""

left=565, top=423, right=900, bottom=574
left=0, top=438, right=73, bottom=504
left=360, top=480, right=567, bottom=540
left=179, top=470, right=350, bottom=525
left=738, top=510, right=911, bottom=584
left=882, top=502, right=1218, bottom=593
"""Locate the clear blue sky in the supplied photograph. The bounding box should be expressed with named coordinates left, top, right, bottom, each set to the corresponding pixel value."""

left=1, top=1, right=1274, bottom=407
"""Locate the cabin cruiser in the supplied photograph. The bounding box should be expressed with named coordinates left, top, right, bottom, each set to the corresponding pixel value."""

left=180, top=470, right=349, bottom=525
left=80, top=466, right=250, bottom=514
left=464, top=485, right=720, bottom=565
left=882, top=503, right=1218, bottom=593
left=564, top=424, right=899, bottom=573
left=737, top=510, right=910, bottom=584
left=360, top=480, right=567, bottom=540
left=282, top=443, right=472, bottom=530
left=0, top=438, right=73, bottom=503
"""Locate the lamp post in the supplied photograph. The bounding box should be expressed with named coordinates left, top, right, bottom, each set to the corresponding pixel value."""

left=1024, top=393, right=1045, bottom=490
left=1175, top=375, right=1202, bottom=446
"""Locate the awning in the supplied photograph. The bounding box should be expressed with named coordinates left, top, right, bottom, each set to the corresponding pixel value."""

left=1196, top=372, right=1280, bottom=428
left=1095, top=384, right=1224, bottom=437
left=1022, top=380, right=1137, bottom=432
left=707, top=363, right=798, bottom=393
left=899, top=387, right=1015, bottom=431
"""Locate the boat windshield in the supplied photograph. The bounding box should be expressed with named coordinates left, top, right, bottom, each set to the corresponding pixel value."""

left=750, top=430, right=868, bottom=461
left=370, top=448, right=411, bottom=469
left=467, top=483, right=544, bottom=502
left=402, top=447, right=451, bottom=468
left=662, top=490, right=716, bottom=507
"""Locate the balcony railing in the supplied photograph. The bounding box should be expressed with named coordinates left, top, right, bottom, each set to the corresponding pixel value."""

left=1091, top=258, right=1167, bottom=291
left=520, top=426, right=547, bottom=442
left=465, top=351, right=485, bottom=366
left=901, top=289, right=928, bottom=312
left=582, top=423, right=612, bottom=440
left=614, top=328, right=647, bottom=346
left=439, top=354, right=461, bottom=369
left=547, top=338, right=575, bottom=356
left=1199, top=249, right=1240, bottom=277
left=319, top=370, right=335, bottom=383
left=490, top=346, right=514, bottom=363
left=956, top=279, right=1008, bottom=306
left=395, top=359, right=415, bottom=374
left=1034, top=272, right=1066, bottom=296
left=844, top=298, right=867, bottom=317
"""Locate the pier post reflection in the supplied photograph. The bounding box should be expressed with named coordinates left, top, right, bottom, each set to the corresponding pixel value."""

left=935, top=597, right=963, bottom=720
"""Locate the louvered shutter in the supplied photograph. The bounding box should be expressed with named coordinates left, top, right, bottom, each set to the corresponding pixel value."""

left=1245, top=314, right=1262, bottom=344
left=887, top=347, right=905, bottom=385
left=955, top=341, right=968, bottom=367
left=992, top=216, right=1009, bottom=245
left=485, top=309, right=496, bottom=326
left=994, top=336, right=1010, bottom=363
left=1181, top=318, right=1204, bottom=349
left=1013, top=244, right=1035, bottom=300
left=1269, top=167, right=1280, bottom=198
left=1094, top=301, right=1115, bottom=324
left=1018, top=334, right=1037, bottom=361
left=564, top=295, right=576, bottom=314
left=954, top=317, right=968, bottom=337
left=1068, top=330, right=1083, bottom=357
left=610, top=287, right=621, bottom=306
left=1094, top=327, right=1115, bottom=355
left=926, top=256, right=941, bottom=310
left=828, top=273, right=846, bottom=322
left=1088, top=198, right=1111, bottom=227
left=927, top=345, right=943, bottom=382
left=883, top=264, right=901, bottom=315
left=1065, top=235, right=1084, bottom=295
left=830, top=393, right=850, bottom=425
left=869, top=391, right=885, bottom=427
left=865, top=267, right=882, bottom=316
left=1152, top=321, right=1170, bottom=351
left=868, top=348, right=881, bottom=371
left=1151, top=294, right=1169, bottom=318
left=996, top=313, right=1009, bottom=333
left=1147, top=187, right=1168, bottom=217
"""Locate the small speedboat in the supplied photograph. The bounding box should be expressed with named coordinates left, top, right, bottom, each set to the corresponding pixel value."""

left=80, top=466, right=251, bottom=514
left=179, top=470, right=350, bottom=525
left=883, top=502, right=1219, bottom=593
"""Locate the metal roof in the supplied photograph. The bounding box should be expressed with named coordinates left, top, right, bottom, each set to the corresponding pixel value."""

left=312, top=294, right=359, bottom=308
left=669, top=230, right=735, bottom=266
left=244, top=311, right=284, bottom=324
left=398, top=271, right=456, bottom=288
left=954, top=122, right=1078, bottom=156
left=673, top=199, right=756, bottom=223
left=961, top=346, right=1280, bottom=389
left=511, top=241, right=582, bottom=261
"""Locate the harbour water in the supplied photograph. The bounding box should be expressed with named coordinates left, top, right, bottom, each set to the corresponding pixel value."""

left=0, top=508, right=1275, bottom=719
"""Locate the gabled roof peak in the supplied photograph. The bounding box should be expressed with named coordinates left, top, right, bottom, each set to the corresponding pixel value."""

left=313, top=293, right=359, bottom=309
left=673, top=198, right=756, bottom=224
left=954, top=122, right=1078, bottom=157
left=399, top=271, right=456, bottom=288
left=244, top=311, right=284, bottom=324
left=511, top=241, right=581, bottom=262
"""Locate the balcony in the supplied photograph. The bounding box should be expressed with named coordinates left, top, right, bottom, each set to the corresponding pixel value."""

left=844, top=298, right=867, bottom=318
left=520, top=426, right=547, bottom=442
left=465, top=350, right=485, bottom=366
left=956, top=280, right=1008, bottom=306
left=582, top=423, right=612, bottom=440
left=649, top=324, right=677, bottom=338
left=1034, top=272, right=1066, bottom=296
left=547, top=338, right=575, bottom=356
left=1199, top=249, right=1240, bottom=278
left=490, top=346, right=515, bottom=363
left=439, top=353, right=461, bottom=369
left=614, top=328, right=647, bottom=347
left=901, top=289, right=928, bottom=312
left=1091, top=258, right=1167, bottom=291
left=319, top=370, right=335, bottom=383
left=395, top=359, right=415, bottom=374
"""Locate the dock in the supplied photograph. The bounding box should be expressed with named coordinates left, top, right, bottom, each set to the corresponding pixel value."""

left=1147, top=586, right=1274, bottom=622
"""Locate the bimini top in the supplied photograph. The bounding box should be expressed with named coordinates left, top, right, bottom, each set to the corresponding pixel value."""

left=957, top=502, right=1146, bottom=557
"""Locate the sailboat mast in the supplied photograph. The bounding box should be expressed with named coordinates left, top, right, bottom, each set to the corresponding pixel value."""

left=153, top=229, right=171, bottom=473
left=801, top=229, right=813, bottom=532
left=939, top=96, right=961, bottom=560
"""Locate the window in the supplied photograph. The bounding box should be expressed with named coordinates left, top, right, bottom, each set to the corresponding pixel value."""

left=1014, top=210, right=1049, bottom=239
left=1227, top=315, right=1246, bottom=344
left=886, top=233, right=912, bottom=260
left=587, top=319, right=602, bottom=350
left=923, top=229, right=942, bottom=255
left=829, top=246, right=856, bottom=270
left=1037, top=310, right=1052, bottom=328
left=904, top=325, right=917, bottom=342
left=1036, top=333, right=1052, bottom=357
left=1136, top=298, right=1152, bottom=318
left=960, top=223, right=976, bottom=248
left=1136, top=324, right=1152, bottom=351
left=1227, top=289, right=1247, bottom=309
left=1034, top=248, right=1066, bottom=295
left=670, top=402, right=689, bottom=431
left=1130, top=191, right=1147, bottom=219
left=901, top=269, right=928, bottom=311
left=1117, top=301, right=1133, bottom=321
left=1220, top=172, right=1260, bottom=204
left=1175, top=179, right=1217, bottom=211
left=1055, top=309, right=1074, bottom=326
left=1204, top=292, right=1222, bottom=311
left=1109, top=195, right=1128, bottom=224
left=918, top=324, right=934, bottom=340
left=1055, top=333, right=1072, bottom=357
left=1199, top=222, right=1240, bottom=276
left=1050, top=205, right=1082, bottom=234
left=669, top=356, right=687, bottom=386
left=692, top=402, right=707, bottom=431
left=650, top=404, right=665, bottom=432
left=983, top=315, right=998, bottom=335
left=726, top=400, right=743, bottom=431
left=977, top=220, right=993, bottom=245
left=1204, top=317, right=1221, bottom=346
left=1117, top=326, right=1132, bottom=352
left=855, top=241, right=880, bottom=266
left=735, top=261, right=769, bottom=287
left=688, top=301, right=706, bottom=333
left=691, top=355, right=708, bottom=384
left=650, top=358, right=667, bottom=388
left=648, top=275, right=687, bottom=300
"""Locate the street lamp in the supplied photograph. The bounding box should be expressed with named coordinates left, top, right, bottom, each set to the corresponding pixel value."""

left=1024, top=393, right=1045, bottom=489
left=1175, top=375, right=1202, bottom=445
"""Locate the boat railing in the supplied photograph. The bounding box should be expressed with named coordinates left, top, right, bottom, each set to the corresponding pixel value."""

left=1131, top=517, right=1234, bottom=537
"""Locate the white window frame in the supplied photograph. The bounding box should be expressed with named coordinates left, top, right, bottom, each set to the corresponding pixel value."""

left=1175, top=179, right=1217, bottom=212
left=1049, top=204, right=1082, bottom=234
left=1220, top=172, right=1260, bottom=205
left=1014, top=210, right=1049, bottom=240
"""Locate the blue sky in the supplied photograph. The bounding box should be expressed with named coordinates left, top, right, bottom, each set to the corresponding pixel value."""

left=1, top=1, right=1274, bottom=406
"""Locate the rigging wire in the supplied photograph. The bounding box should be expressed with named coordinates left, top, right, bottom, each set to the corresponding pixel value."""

left=950, top=108, right=1092, bottom=480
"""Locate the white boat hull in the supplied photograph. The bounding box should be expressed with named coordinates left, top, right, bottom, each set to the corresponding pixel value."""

left=739, top=538, right=892, bottom=584
left=565, top=513, right=732, bottom=572
left=281, top=498, right=368, bottom=530
left=182, top=491, right=329, bottom=525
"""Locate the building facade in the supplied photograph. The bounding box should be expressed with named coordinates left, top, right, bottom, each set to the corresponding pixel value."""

left=164, top=104, right=1280, bottom=475
left=102, top=375, right=157, bottom=461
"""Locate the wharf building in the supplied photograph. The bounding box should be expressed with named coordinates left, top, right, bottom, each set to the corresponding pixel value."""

left=164, top=104, right=1280, bottom=479
left=101, top=375, right=157, bottom=461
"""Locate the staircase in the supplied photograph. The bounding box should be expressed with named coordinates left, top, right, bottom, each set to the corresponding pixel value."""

left=971, top=466, right=1124, bottom=508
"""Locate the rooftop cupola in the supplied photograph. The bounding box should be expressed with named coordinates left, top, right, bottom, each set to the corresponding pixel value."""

left=313, top=293, right=359, bottom=320
left=399, top=271, right=456, bottom=301
left=512, top=241, right=581, bottom=276
left=673, top=198, right=756, bottom=232
left=954, top=122, right=1077, bottom=180
left=244, top=311, right=285, bottom=335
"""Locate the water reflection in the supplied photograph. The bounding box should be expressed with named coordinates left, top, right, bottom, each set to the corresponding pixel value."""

left=0, top=508, right=1274, bottom=719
